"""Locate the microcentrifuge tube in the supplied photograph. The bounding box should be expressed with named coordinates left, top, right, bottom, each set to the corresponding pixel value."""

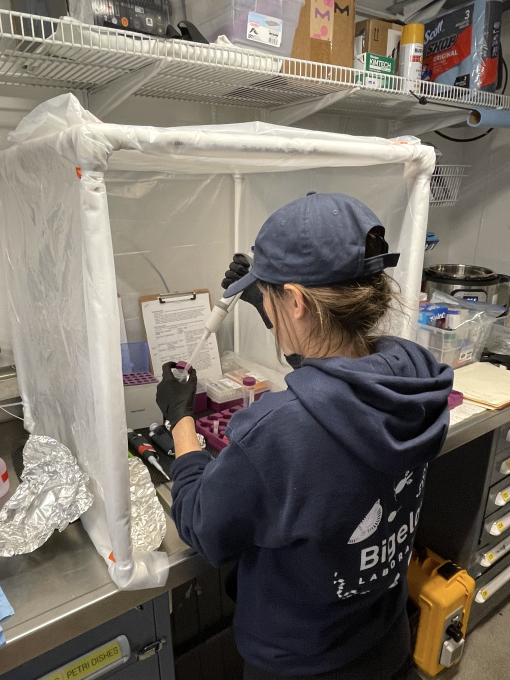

left=242, top=376, right=256, bottom=409
left=172, top=360, right=189, bottom=383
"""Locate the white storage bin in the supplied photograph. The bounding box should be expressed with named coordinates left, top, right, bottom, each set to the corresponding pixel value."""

left=185, top=0, right=305, bottom=56
left=206, top=377, right=244, bottom=411
left=417, top=320, right=494, bottom=368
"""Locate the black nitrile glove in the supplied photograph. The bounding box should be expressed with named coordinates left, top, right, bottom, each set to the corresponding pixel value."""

left=221, top=253, right=273, bottom=329
left=156, top=361, right=197, bottom=431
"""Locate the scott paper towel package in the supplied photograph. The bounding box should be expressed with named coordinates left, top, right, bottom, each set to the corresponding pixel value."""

left=422, top=0, right=502, bottom=91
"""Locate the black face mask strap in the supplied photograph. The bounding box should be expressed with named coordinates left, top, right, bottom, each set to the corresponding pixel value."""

left=285, top=354, right=303, bottom=370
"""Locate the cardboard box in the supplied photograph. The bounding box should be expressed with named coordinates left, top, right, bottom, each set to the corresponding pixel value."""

left=355, top=19, right=402, bottom=60
left=291, top=0, right=356, bottom=68
left=354, top=53, right=395, bottom=88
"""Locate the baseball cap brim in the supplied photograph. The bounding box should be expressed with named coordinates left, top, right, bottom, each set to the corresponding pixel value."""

left=222, top=269, right=258, bottom=298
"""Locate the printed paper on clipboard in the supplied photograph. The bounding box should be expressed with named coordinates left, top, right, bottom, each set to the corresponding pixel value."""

left=141, top=291, right=222, bottom=380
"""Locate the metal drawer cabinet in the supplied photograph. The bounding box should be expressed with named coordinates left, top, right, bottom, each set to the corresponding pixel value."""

left=0, top=594, right=174, bottom=680
left=469, top=552, right=510, bottom=630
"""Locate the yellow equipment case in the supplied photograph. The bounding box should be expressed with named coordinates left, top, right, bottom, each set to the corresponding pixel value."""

left=407, top=547, right=475, bottom=676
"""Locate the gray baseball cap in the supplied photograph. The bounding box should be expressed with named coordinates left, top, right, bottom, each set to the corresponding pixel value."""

left=223, top=192, right=400, bottom=298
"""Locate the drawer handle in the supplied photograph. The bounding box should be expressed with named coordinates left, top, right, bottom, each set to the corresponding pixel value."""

left=500, top=458, right=510, bottom=475
left=480, top=538, right=510, bottom=567
left=137, top=637, right=167, bottom=661
left=495, top=487, right=510, bottom=506
left=490, top=511, right=510, bottom=536
left=476, top=564, right=510, bottom=603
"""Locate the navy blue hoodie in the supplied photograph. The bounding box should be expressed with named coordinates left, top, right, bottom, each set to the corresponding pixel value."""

left=170, top=337, right=453, bottom=676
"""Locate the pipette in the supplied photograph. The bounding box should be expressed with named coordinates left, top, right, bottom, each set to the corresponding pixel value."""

left=127, top=429, right=170, bottom=481
left=175, top=252, right=252, bottom=383
left=174, top=292, right=243, bottom=383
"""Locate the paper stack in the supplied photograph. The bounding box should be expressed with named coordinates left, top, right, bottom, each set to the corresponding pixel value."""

left=449, top=401, right=488, bottom=427
left=453, top=363, right=510, bottom=409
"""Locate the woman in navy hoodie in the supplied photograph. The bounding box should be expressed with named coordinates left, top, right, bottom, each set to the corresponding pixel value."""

left=157, top=193, right=453, bottom=680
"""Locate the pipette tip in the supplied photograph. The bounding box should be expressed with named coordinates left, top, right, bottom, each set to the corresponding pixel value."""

left=149, top=455, right=170, bottom=481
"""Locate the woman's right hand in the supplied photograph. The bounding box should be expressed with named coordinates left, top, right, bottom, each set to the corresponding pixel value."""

left=221, top=254, right=273, bottom=329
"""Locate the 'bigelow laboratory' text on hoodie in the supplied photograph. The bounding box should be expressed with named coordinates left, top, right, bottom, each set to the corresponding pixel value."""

left=170, top=337, right=453, bottom=676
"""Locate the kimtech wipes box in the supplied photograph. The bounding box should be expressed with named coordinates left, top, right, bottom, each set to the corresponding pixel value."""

left=422, top=0, right=503, bottom=91
left=354, top=53, right=395, bottom=88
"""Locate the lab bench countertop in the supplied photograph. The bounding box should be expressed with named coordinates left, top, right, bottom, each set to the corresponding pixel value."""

left=2, top=404, right=510, bottom=674
left=0, top=454, right=203, bottom=675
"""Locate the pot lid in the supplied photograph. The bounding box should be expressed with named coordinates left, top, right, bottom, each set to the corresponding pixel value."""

left=426, top=264, right=498, bottom=281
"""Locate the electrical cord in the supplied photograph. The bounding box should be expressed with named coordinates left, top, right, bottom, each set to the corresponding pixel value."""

left=0, top=402, right=23, bottom=420
left=435, top=127, right=494, bottom=142
left=434, top=57, right=508, bottom=143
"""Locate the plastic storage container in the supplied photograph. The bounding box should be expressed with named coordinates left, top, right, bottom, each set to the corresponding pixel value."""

left=206, top=375, right=269, bottom=411
left=206, top=377, right=244, bottom=411
left=121, top=342, right=150, bottom=375
left=185, top=0, right=305, bottom=56
left=416, top=319, right=494, bottom=368
left=486, top=315, right=510, bottom=355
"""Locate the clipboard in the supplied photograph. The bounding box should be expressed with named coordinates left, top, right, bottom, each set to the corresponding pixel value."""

left=139, top=290, right=222, bottom=380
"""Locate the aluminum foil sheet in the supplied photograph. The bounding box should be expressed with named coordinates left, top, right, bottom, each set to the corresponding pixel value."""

left=129, top=458, right=166, bottom=552
left=0, top=435, right=93, bottom=557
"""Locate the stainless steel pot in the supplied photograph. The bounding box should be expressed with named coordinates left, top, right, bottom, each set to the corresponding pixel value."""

left=423, top=264, right=510, bottom=308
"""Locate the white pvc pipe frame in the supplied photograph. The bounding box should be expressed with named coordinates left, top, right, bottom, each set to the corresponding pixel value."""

left=233, top=173, right=244, bottom=357
left=5, top=113, right=434, bottom=588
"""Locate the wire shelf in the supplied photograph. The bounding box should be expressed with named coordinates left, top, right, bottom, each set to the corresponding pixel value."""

left=430, top=165, right=470, bottom=208
left=0, top=10, right=509, bottom=115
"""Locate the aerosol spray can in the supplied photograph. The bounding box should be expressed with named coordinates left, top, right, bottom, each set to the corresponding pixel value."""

left=398, top=23, right=425, bottom=93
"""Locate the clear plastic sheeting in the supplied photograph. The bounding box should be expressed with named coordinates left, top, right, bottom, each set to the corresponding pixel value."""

left=7, top=93, right=100, bottom=145
left=236, top=168, right=411, bottom=374
left=0, top=93, right=434, bottom=588
left=0, top=436, right=93, bottom=558
left=107, top=172, right=234, bottom=344
left=129, top=458, right=167, bottom=553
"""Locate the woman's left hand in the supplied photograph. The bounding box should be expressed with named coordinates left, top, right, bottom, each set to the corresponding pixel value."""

left=156, top=362, right=198, bottom=430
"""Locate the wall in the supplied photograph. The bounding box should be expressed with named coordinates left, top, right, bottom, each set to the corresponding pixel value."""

left=446, top=125, right=510, bottom=275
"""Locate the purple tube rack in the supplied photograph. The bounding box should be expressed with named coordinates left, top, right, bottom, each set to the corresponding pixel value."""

left=195, top=406, right=243, bottom=451
left=123, top=372, right=159, bottom=387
